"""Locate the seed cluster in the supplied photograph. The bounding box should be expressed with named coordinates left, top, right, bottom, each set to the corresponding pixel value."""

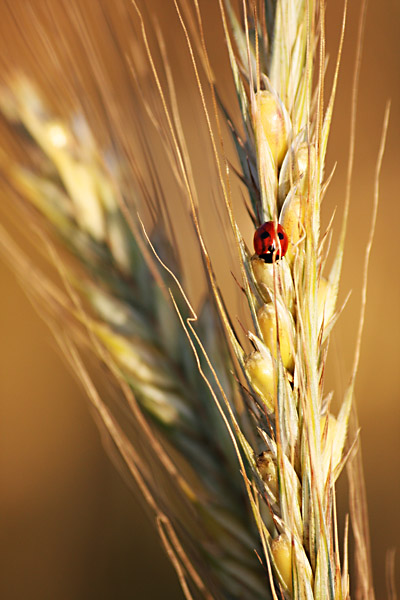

left=238, top=81, right=347, bottom=595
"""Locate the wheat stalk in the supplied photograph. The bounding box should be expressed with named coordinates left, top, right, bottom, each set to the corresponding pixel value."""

left=0, top=1, right=387, bottom=598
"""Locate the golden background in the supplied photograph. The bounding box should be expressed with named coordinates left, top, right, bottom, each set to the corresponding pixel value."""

left=0, top=1, right=399, bottom=598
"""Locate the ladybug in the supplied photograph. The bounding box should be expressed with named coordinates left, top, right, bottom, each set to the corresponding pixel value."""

left=253, top=221, right=288, bottom=263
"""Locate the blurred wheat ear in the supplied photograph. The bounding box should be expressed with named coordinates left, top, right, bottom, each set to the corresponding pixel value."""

left=0, top=1, right=389, bottom=599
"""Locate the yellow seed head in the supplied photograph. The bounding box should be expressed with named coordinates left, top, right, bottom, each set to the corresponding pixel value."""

left=296, top=143, right=317, bottom=192
left=256, top=452, right=278, bottom=499
left=279, top=193, right=304, bottom=265
left=257, top=302, right=295, bottom=372
left=251, top=255, right=295, bottom=314
left=278, top=142, right=317, bottom=207
left=271, top=535, right=292, bottom=592
left=255, top=90, right=287, bottom=167
left=244, top=350, right=275, bottom=413
left=44, top=120, right=70, bottom=149
left=271, top=534, right=314, bottom=593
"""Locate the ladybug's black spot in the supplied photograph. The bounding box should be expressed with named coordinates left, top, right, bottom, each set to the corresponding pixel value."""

left=260, top=231, right=271, bottom=239
left=278, top=232, right=284, bottom=240
left=260, top=249, right=281, bottom=263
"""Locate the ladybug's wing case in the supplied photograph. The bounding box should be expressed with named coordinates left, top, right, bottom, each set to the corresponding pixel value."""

left=254, top=222, right=273, bottom=256
left=253, top=222, right=288, bottom=261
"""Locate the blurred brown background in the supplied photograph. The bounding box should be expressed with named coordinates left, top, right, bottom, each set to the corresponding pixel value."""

left=0, top=1, right=399, bottom=598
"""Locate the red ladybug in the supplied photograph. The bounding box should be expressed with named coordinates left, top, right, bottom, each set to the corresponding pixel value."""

left=253, top=221, right=288, bottom=263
